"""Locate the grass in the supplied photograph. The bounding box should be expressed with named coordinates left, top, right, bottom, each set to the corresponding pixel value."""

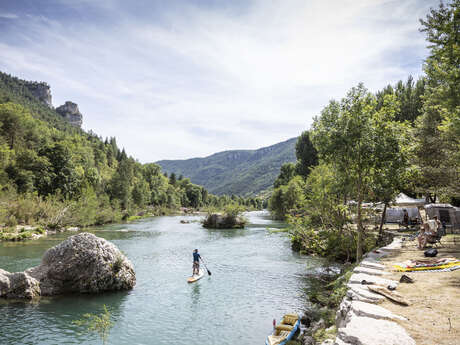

left=126, top=215, right=142, bottom=222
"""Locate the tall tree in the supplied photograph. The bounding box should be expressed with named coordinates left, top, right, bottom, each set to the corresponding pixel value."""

left=295, top=131, right=318, bottom=178
left=311, top=84, right=401, bottom=260
left=274, top=162, right=296, bottom=188
left=414, top=0, right=460, bottom=202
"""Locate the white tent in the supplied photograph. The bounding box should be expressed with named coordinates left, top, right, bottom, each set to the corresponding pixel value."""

left=385, top=207, right=421, bottom=224
left=425, top=204, right=460, bottom=232
left=393, top=193, right=425, bottom=207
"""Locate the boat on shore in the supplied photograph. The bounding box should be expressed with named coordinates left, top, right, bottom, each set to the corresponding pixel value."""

left=266, top=313, right=300, bottom=345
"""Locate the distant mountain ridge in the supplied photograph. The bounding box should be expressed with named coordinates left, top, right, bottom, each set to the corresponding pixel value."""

left=156, top=138, right=297, bottom=196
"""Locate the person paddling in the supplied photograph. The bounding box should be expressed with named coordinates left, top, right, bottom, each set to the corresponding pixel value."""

left=192, top=249, right=201, bottom=276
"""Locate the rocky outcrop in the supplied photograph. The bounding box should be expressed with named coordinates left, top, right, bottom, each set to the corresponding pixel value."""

left=25, top=82, right=52, bottom=107
left=202, top=213, right=245, bottom=229
left=56, top=101, right=83, bottom=127
left=0, top=233, right=135, bottom=299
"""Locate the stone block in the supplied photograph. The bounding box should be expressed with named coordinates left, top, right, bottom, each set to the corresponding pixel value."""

left=353, top=266, right=389, bottom=276
left=337, top=314, right=415, bottom=345
left=348, top=273, right=398, bottom=287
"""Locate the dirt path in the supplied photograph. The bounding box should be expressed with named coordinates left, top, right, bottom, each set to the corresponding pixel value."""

left=378, top=235, right=460, bottom=345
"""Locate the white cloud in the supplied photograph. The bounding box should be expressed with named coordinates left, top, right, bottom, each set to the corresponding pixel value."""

left=0, top=13, right=18, bottom=19
left=0, top=0, right=437, bottom=161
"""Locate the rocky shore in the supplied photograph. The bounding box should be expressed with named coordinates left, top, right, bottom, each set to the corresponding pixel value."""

left=0, top=225, right=80, bottom=242
left=333, top=238, right=415, bottom=345
left=0, top=233, right=136, bottom=299
left=298, top=238, right=416, bottom=345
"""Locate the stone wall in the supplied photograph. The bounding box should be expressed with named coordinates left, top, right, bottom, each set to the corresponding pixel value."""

left=332, top=239, right=415, bottom=345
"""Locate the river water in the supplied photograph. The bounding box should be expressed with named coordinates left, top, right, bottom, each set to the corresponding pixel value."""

left=0, top=211, right=327, bottom=345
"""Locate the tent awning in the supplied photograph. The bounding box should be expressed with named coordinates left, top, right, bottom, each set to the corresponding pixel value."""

left=393, top=193, right=425, bottom=207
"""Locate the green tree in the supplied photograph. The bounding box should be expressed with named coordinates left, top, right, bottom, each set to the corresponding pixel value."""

left=369, top=95, right=410, bottom=243
left=311, top=84, right=400, bottom=260
left=415, top=0, right=460, bottom=202
left=295, top=131, right=318, bottom=178
left=109, top=157, right=133, bottom=209
left=0, top=103, right=34, bottom=149
left=288, top=164, right=360, bottom=261
left=274, top=162, right=296, bottom=188
left=269, top=176, right=305, bottom=220
left=376, top=76, right=425, bottom=123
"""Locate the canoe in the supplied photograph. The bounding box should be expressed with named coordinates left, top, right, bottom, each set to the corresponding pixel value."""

left=266, top=313, right=300, bottom=345
left=187, top=268, right=205, bottom=283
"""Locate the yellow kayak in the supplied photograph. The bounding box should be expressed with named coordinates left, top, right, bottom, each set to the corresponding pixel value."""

left=266, top=314, right=300, bottom=345
left=187, top=268, right=205, bottom=283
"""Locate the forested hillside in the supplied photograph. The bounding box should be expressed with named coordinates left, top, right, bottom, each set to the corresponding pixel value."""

left=157, top=137, right=297, bottom=196
left=0, top=72, right=252, bottom=233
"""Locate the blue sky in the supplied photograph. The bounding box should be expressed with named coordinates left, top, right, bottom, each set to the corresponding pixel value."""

left=0, top=0, right=437, bottom=162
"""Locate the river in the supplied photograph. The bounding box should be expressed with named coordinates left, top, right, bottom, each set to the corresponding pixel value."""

left=0, top=211, right=327, bottom=345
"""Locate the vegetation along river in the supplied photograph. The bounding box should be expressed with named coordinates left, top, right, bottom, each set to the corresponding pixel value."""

left=0, top=211, right=327, bottom=345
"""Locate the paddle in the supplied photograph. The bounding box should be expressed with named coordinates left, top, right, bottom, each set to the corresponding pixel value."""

left=200, top=257, right=212, bottom=276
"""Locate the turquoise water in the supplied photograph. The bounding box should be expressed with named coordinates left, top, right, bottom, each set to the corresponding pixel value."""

left=0, top=211, right=325, bottom=345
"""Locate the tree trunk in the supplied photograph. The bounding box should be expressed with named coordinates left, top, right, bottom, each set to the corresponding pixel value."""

left=356, top=177, right=363, bottom=261
left=377, top=202, right=388, bottom=245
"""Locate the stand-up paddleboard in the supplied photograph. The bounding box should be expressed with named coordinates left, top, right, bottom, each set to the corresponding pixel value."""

left=187, top=268, right=205, bottom=283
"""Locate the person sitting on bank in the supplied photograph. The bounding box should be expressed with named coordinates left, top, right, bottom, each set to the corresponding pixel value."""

left=192, top=249, right=201, bottom=275
left=433, top=215, right=441, bottom=233
left=417, top=220, right=438, bottom=249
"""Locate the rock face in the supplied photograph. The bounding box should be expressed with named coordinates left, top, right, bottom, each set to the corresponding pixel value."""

left=25, top=82, right=52, bottom=107
left=56, top=101, right=83, bottom=127
left=0, top=233, right=135, bottom=299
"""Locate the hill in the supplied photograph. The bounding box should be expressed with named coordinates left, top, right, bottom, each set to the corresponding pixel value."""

left=1, top=71, right=246, bottom=232
left=156, top=138, right=297, bottom=196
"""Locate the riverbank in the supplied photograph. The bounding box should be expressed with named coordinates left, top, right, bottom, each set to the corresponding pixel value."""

left=376, top=234, right=460, bottom=345
left=0, top=206, right=188, bottom=242
left=327, top=234, right=460, bottom=345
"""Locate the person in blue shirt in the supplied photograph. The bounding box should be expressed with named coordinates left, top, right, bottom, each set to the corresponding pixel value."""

left=192, top=249, right=201, bottom=275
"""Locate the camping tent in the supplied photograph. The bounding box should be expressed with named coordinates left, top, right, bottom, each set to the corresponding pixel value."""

left=384, top=207, right=421, bottom=224
left=393, top=193, right=426, bottom=207
left=425, top=204, right=460, bottom=233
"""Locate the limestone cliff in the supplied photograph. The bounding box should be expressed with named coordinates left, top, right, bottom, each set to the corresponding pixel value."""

left=25, top=82, right=52, bottom=107
left=56, top=101, right=83, bottom=127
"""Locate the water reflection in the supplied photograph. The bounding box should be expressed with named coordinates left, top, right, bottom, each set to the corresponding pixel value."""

left=191, top=283, right=201, bottom=308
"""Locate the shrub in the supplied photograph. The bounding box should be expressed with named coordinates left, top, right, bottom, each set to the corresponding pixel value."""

left=111, top=255, right=124, bottom=274
left=34, top=226, right=46, bottom=234
left=6, top=215, right=17, bottom=227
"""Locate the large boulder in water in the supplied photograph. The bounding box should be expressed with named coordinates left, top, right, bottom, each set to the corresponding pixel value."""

left=23, top=232, right=136, bottom=296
